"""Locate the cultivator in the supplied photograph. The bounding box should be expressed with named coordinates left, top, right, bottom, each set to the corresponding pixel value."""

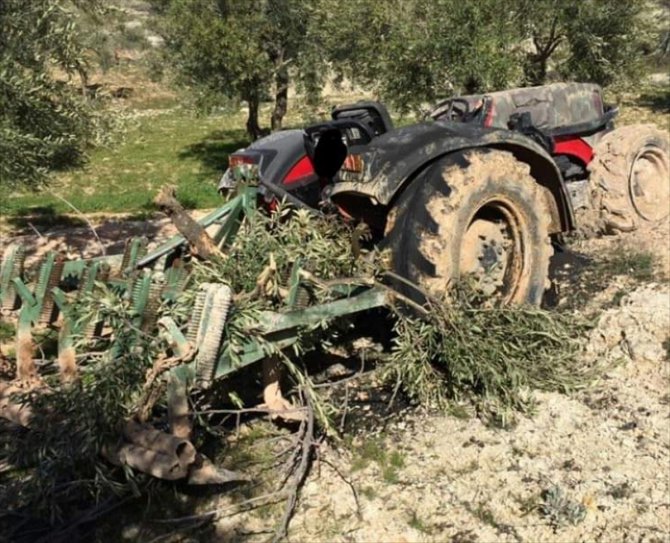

left=0, top=184, right=391, bottom=483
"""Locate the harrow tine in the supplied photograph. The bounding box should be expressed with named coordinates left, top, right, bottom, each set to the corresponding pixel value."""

left=51, top=288, right=79, bottom=384
left=80, top=261, right=110, bottom=340
left=120, top=237, right=148, bottom=276
left=158, top=316, right=194, bottom=439
left=0, top=244, right=25, bottom=311
left=38, top=253, right=65, bottom=325
left=15, top=317, right=37, bottom=383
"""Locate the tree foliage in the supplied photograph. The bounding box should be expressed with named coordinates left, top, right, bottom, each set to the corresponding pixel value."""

left=317, top=0, right=650, bottom=113
left=0, top=0, right=102, bottom=189
left=160, top=0, right=324, bottom=139
left=517, top=0, right=649, bottom=86
left=316, top=0, right=523, bottom=113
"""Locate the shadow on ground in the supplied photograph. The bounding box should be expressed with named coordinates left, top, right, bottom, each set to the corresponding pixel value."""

left=636, top=88, right=670, bottom=113
left=178, top=128, right=249, bottom=179
left=4, top=205, right=88, bottom=232
left=1, top=211, right=173, bottom=267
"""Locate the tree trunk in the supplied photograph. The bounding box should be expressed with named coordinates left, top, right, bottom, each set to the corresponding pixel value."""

left=246, top=91, right=262, bottom=140
left=523, top=53, right=548, bottom=86
left=271, top=58, right=289, bottom=132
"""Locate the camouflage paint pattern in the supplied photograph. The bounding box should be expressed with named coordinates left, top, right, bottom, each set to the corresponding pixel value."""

left=435, top=82, right=605, bottom=131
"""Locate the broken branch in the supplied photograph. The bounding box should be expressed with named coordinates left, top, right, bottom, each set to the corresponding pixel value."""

left=154, top=185, right=223, bottom=259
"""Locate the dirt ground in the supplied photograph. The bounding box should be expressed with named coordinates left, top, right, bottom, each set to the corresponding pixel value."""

left=213, top=220, right=670, bottom=543
left=1, top=214, right=669, bottom=543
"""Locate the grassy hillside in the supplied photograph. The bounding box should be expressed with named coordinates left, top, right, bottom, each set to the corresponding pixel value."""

left=1, top=108, right=248, bottom=219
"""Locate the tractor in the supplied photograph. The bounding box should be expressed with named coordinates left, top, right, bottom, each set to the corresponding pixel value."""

left=221, top=82, right=670, bottom=305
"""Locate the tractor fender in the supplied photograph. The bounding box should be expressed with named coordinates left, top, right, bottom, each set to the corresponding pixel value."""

left=331, top=121, right=575, bottom=233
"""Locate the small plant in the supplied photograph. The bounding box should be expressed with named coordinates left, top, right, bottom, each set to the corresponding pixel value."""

left=454, top=459, right=480, bottom=476
left=360, top=486, right=377, bottom=500
left=604, top=249, right=656, bottom=282
left=388, top=450, right=405, bottom=469
left=408, top=510, right=430, bottom=534
left=473, top=504, right=498, bottom=527
left=607, top=481, right=634, bottom=500
left=349, top=439, right=405, bottom=484
left=538, top=485, right=587, bottom=530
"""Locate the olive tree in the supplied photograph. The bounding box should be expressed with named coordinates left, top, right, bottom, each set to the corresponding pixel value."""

left=160, top=0, right=324, bottom=139
left=318, top=0, right=652, bottom=112
left=515, top=0, right=648, bottom=86
left=0, top=1, right=102, bottom=189
left=316, top=0, right=524, bottom=112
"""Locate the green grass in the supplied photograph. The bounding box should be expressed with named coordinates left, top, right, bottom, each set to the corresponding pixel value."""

left=610, top=82, right=670, bottom=129
left=350, top=439, right=406, bottom=484
left=1, top=109, right=249, bottom=221
left=604, top=248, right=656, bottom=282
left=408, top=510, right=431, bottom=533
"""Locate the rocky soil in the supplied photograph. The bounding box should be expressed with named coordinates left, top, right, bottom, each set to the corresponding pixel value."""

left=1, top=215, right=668, bottom=543
left=210, top=221, right=670, bottom=543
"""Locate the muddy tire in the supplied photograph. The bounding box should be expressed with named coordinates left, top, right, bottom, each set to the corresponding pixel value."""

left=587, top=125, right=670, bottom=235
left=385, top=149, right=553, bottom=305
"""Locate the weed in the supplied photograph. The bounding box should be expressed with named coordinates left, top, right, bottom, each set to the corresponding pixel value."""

left=538, top=485, right=587, bottom=530
left=382, top=464, right=400, bottom=484
left=607, top=481, right=634, bottom=500
left=515, top=492, right=540, bottom=514
left=472, top=504, right=498, bottom=527
left=451, top=530, right=477, bottom=543
left=350, top=439, right=387, bottom=472
left=389, top=450, right=406, bottom=469
left=408, top=510, right=431, bottom=533
left=604, top=249, right=655, bottom=282
left=454, top=459, right=480, bottom=476
left=349, top=439, right=405, bottom=484
left=448, top=403, right=472, bottom=419
left=511, top=445, right=525, bottom=457
left=360, top=486, right=377, bottom=500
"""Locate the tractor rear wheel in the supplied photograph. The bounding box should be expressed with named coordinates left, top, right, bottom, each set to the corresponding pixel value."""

left=385, top=149, right=553, bottom=306
left=587, top=125, right=670, bottom=234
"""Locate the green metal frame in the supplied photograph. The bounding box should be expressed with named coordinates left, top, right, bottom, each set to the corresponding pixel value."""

left=2, top=183, right=394, bottom=441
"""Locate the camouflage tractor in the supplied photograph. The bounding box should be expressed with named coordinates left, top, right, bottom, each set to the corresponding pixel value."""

left=222, top=82, right=670, bottom=305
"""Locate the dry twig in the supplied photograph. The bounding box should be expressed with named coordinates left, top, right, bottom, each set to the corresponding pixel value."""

left=49, top=192, right=106, bottom=256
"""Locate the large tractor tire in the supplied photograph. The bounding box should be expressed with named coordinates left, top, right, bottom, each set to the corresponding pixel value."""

left=588, top=125, right=670, bottom=234
left=385, top=149, right=553, bottom=306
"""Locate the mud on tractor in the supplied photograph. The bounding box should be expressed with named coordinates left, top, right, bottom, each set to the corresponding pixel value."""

left=1, top=82, right=668, bottom=485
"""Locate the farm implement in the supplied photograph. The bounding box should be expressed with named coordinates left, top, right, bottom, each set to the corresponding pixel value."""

left=0, top=182, right=396, bottom=484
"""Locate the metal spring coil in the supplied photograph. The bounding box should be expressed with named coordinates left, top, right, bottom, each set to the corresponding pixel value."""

left=194, top=284, right=232, bottom=387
